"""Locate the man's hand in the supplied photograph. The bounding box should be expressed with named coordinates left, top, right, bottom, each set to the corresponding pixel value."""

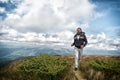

left=80, top=45, right=84, bottom=48
left=71, top=43, right=74, bottom=47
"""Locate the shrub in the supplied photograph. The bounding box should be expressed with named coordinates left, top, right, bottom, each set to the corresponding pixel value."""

left=89, top=59, right=120, bottom=74
left=79, top=57, right=120, bottom=80
left=89, top=59, right=120, bottom=80
left=9, top=54, right=72, bottom=80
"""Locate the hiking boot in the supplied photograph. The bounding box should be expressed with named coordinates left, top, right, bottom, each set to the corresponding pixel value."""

left=74, top=67, right=78, bottom=71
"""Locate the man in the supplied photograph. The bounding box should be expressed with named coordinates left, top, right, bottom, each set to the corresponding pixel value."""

left=71, top=27, right=88, bottom=71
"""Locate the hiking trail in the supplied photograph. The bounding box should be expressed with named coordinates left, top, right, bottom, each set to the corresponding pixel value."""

left=73, top=68, right=86, bottom=80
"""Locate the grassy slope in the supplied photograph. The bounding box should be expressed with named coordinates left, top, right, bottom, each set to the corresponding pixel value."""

left=0, top=54, right=76, bottom=80
left=79, top=55, right=120, bottom=80
left=0, top=54, right=120, bottom=80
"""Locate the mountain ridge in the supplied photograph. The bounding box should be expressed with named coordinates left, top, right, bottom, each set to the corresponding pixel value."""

left=0, top=54, right=120, bottom=80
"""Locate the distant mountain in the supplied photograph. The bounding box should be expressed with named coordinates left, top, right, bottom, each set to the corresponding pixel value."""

left=0, top=40, right=120, bottom=69
left=0, top=41, right=73, bottom=60
left=0, top=41, right=120, bottom=60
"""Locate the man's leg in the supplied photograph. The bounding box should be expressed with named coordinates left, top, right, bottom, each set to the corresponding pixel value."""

left=78, top=49, right=80, bottom=60
left=74, top=47, right=79, bottom=70
left=78, top=49, right=83, bottom=60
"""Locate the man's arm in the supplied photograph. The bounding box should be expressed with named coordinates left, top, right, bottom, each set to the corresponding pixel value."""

left=71, top=42, right=75, bottom=46
left=71, top=35, right=75, bottom=46
left=83, top=34, right=88, bottom=47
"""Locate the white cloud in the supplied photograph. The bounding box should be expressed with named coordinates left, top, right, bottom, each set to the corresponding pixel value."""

left=94, top=12, right=107, bottom=19
left=87, top=32, right=120, bottom=50
left=0, top=7, right=5, bottom=13
left=1, top=0, right=118, bottom=50
left=3, top=0, right=95, bottom=33
left=0, top=26, right=74, bottom=43
left=58, top=30, right=74, bottom=41
left=0, top=0, right=8, bottom=3
left=0, top=26, right=119, bottom=50
left=0, top=0, right=21, bottom=4
left=97, top=32, right=106, bottom=42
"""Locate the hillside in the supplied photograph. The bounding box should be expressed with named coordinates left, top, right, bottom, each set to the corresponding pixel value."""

left=0, top=54, right=120, bottom=80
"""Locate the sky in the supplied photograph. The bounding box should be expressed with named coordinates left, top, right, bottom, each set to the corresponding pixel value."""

left=0, top=0, right=120, bottom=50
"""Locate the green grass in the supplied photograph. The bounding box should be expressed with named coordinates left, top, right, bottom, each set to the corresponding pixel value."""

left=79, top=56, right=120, bottom=80
left=1, top=55, right=120, bottom=80
left=0, top=54, right=73, bottom=80
left=89, top=59, right=120, bottom=74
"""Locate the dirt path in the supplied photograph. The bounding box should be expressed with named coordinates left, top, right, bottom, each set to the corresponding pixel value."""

left=73, top=69, right=86, bottom=80
left=64, top=56, right=86, bottom=80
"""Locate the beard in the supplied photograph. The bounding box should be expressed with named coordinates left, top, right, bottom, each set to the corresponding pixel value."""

left=77, top=32, right=82, bottom=35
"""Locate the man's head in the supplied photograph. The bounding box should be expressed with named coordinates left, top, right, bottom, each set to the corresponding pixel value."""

left=77, top=27, right=82, bottom=34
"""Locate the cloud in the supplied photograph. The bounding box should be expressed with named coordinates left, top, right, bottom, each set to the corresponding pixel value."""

left=0, top=7, right=5, bottom=13
left=87, top=32, right=120, bottom=50
left=2, top=0, right=95, bottom=33
left=0, top=0, right=8, bottom=3
left=92, top=11, right=107, bottom=20
left=0, top=26, right=119, bottom=51
left=1, top=0, right=119, bottom=51
left=0, top=26, right=74, bottom=43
